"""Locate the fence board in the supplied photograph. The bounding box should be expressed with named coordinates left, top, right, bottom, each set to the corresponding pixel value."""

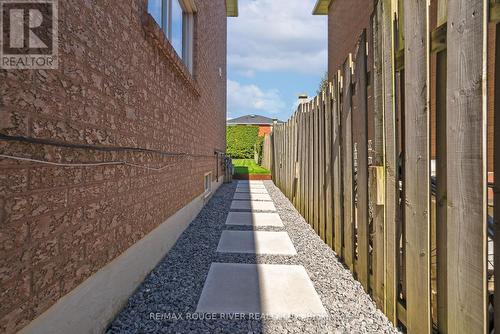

left=292, top=112, right=299, bottom=207
left=278, top=125, right=282, bottom=184
left=444, top=0, right=487, bottom=332
left=274, top=125, right=281, bottom=187
left=333, top=73, right=344, bottom=256
left=274, top=127, right=278, bottom=181
left=372, top=0, right=386, bottom=311
left=289, top=117, right=292, bottom=197
left=342, top=56, right=354, bottom=271
left=288, top=119, right=292, bottom=197
left=435, top=49, right=449, bottom=334
left=325, top=84, right=334, bottom=248
left=403, top=0, right=431, bottom=332
left=319, top=92, right=327, bottom=240
left=382, top=0, right=398, bottom=324
left=303, top=104, right=311, bottom=220
left=353, top=31, right=370, bottom=292
left=300, top=106, right=306, bottom=216
left=292, top=115, right=295, bottom=204
left=309, top=103, right=314, bottom=226
left=314, top=98, right=319, bottom=232
left=494, top=21, right=500, bottom=332
left=283, top=118, right=293, bottom=199
left=284, top=122, right=288, bottom=194
left=295, top=111, right=301, bottom=211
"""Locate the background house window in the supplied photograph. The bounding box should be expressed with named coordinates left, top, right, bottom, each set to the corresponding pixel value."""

left=147, top=0, right=195, bottom=72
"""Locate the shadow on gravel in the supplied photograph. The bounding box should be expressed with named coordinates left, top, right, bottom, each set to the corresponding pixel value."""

left=106, top=181, right=264, bottom=334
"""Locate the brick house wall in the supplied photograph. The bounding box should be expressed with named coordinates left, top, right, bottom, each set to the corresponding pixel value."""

left=0, top=0, right=227, bottom=332
left=327, top=0, right=374, bottom=80
left=258, top=125, right=273, bottom=137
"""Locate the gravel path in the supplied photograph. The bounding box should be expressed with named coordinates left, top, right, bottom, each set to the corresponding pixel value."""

left=107, top=181, right=399, bottom=334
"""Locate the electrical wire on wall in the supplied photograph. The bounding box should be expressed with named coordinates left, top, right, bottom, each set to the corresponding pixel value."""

left=0, top=133, right=225, bottom=171
left=0, top=154, right=185, bottom=172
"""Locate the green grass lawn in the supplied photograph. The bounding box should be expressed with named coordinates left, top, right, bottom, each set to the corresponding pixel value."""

left=232, top=159, right=271, bottom=175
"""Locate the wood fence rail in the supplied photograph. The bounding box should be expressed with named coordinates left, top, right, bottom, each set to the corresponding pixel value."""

left=267, top=0, right=496, bottom=332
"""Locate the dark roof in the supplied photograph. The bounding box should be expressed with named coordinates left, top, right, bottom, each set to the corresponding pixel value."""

left=227, top=114, right=282, bottom=125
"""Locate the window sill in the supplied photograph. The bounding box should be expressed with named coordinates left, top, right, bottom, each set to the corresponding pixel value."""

left=142, top=13, right=200, bottom=97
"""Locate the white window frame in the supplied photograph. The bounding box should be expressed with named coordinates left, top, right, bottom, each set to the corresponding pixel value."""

left=155, top=0, right=195, bottom=73
left=204, top=172, right=212, bottom=197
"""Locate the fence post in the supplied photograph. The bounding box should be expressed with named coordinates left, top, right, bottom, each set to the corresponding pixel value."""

left=403, top=0, right=431, bottom=332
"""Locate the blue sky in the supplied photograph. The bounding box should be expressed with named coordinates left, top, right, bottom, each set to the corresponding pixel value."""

left=227, top=0, right=327, bottom=122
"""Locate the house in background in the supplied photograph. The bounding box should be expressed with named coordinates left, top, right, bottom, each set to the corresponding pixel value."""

left=0, top=0, right=237, bottom=333
left=227, top=114, right=282, bottom=137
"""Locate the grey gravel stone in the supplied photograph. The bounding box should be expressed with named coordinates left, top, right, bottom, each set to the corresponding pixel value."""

left=107, top=181, right=400, bottom=334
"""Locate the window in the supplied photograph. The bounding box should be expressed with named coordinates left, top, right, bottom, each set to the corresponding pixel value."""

left=204, top=172, right=212, bottom=196
left=147, top=0, right=195, bottom=72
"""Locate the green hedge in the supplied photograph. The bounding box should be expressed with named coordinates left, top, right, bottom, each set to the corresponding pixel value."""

left=226, top=125, right=259, bottom=159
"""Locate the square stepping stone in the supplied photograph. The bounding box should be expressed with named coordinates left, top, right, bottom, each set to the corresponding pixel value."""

left=230, top=200, right=276, bottom=211
left=225, top=212, right=283, bottom=227
left=196, top=263, right=327, bottom=317
left=217, top=230, right=296, bottom=255
left=233, top=192, right=272, bottom=201
left=238, top=180, right=264, bottom=184
left=237, top=184, right=266, bottom=189
left=235, top=187, right=268, bottom=194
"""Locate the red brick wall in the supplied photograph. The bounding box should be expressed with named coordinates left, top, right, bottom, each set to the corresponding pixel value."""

left=327, top=0, right=374, bottom=80
left=258, top=125, right=273, bottom=137
left=0, top=1, right=227, bottom=332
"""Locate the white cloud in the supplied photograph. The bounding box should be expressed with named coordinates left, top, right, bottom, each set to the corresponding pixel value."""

left=236, top=69, right=256, bottom=78
left=228, top=79, right=286, bottom=114
left=228, top=0, right=327, bottom=75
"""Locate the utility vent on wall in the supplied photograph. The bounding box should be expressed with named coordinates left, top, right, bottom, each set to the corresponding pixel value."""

left=204, top=172, right=212, bottom=197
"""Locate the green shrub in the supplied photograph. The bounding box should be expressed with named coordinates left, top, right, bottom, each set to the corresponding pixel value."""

left=226, top=125, right=259, bottom=159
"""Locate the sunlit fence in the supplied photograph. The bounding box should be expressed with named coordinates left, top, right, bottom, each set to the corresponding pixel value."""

left=267, top=0, right=497, bottom=332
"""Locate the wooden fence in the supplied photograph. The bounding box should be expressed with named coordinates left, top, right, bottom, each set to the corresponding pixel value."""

left=268, top=0, right=496, bottom=332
